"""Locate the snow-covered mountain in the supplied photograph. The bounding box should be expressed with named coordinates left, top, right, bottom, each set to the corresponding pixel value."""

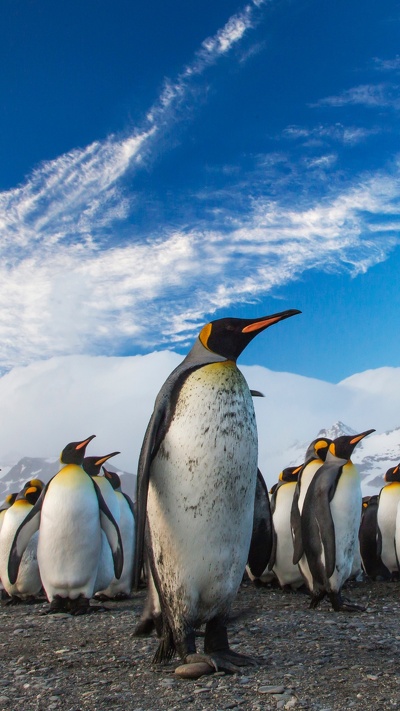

left=285, top=420, right=400, bottom=495
left=0, top=458, right=136, bottom=504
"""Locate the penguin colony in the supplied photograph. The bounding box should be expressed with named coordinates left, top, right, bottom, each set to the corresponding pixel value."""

left=0, top=311, right=396, bottom=678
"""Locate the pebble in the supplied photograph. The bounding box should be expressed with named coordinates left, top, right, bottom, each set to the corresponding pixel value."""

left=258, top=685, right=286, bottom=694
left=0, top=697, right=9, bottom=705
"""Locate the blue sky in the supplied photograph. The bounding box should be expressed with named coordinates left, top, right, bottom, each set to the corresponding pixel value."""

left=1, top=0, right=400, bottom=382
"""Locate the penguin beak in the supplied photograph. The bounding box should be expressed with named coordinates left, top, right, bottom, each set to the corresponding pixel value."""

left=242, top=309, right=301, bottom=334
left=94, top=452, right=120, bottom=467
left=349, top=429, right=375, bottom=445
left=76, top=435, right=96, bottom=451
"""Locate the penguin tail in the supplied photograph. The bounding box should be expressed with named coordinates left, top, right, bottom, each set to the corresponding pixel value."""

left=152, top=623, right=176, bottom=664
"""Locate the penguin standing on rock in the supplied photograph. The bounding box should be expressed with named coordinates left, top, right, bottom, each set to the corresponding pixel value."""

left=8, top=436, right=123, bottom=615
left=300, top=430, right=375, bottom=611
left=134, top=309, right=301, bottom=675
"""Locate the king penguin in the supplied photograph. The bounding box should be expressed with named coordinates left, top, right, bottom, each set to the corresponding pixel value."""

left=134, top=309, right=301, bottom=674
left=97, top=467, right=135, bottom=600
left=8, top=436, right=123, bottom=615
left=268, top=466, right=304, bottom=590
left=377, top=464, right=400, bottom=577
left=291, top=437, right=332, bottom=567
left=300, top=430, right=374, bottom=611
left=82, top=452, right=122, bottom=597
left=0, top=483, right=43, bottom=604
left=359, top=496, right=390, bottom=580
left=246, top=469, right=274, bottom=584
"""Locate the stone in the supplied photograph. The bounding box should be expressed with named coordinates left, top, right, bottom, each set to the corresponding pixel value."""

left=174, top=662, right=214, bottom=679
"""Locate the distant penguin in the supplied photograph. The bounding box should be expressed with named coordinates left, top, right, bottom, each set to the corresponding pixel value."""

left=291, top=438, right=332, bottom=567
left=377, top=465, right=400, bottom=577
left=134, top=309, right=301, bottom=673
left=96, top=467, right=135, bottom=600
left=246, top=469, right=273, bottom=583
left=359, top=496, right=390, bottom=580
left=0, top=493, right=18, bottom=533
left=8, top=436, right=123, bottom=615
left=300, top=430, right=375, bottom=611
left=0, top=483, right=43, bottom=604
left=82, top=453, right=121, bottom=596
left=268, top=466, right=304, bottom=590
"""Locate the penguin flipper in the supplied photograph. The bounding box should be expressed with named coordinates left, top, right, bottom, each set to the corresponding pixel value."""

left=122, top=492, right=135, bottom=518
left=7, top=487, right=46, bottom=585
left=92, top=480, right=124, bottom=580
left=247, top=469, right=273, bottom=578
left=291, top=484, right=303, bottom=565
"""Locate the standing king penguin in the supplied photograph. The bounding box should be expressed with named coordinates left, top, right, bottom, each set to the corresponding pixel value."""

left=8, top=436, right=123, bottom=615
left=268, top=466, right=304, bottom=590
left=0, top=483, right=43, bottom=604
left=134, top=309, right=300, bottom=673
left=300, top=431, right=374, bottom=611
left=377, top=465, right=400, bottom=577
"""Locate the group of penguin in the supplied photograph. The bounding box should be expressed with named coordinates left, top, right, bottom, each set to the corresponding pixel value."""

left=0, top=309, right=395, bottom=678
left=0, top=437, right=135, bottom=615
left=247, top=438, right=400, bottom=608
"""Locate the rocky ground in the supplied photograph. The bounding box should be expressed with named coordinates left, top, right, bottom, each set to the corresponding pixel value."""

left=0, top=578, right=400, bottom=711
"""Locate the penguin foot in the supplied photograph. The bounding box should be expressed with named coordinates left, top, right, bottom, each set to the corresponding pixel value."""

left=43, top=596, right=67, bottom=615
left=4, top=595, right=23, bottom=606
left=133, top=617, right=156, bottom=636
left=329, top=592, right=366, bottom=613
left=0, top=590, right=10, bottom=601
left=309, top=591, right=326, bottom=609
left=69, top=596, right=91, bottom=616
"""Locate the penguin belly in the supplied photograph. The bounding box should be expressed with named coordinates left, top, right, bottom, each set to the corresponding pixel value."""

left=0, top=505, right=41, bottom=598
left=297, top=461, right=323, bottom=513
left=147, top=362, right=258, bottom=630
left=378, top=483, right=400, bottom=573
left=272, top=483, right=303, bottom=589
left=38, top=466, right=102, bottom=600
left=327, top=463, right=362, bottom=592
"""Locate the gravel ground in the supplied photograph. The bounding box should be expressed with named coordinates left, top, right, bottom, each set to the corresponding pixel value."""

left=0, top=578, right=399, bottom=711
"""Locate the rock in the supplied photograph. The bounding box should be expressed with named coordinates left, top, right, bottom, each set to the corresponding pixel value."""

left=258, top=685, right=286, bottom=694
left=174, top=662, right=214, bottom=679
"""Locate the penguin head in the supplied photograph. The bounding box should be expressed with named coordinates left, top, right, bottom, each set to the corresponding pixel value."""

left=102, top=467, right=121, bottom=491
left=5, top=493, right=17, bottom=506
left=197, top=309, right=301, bottom=362
left=83, top=451, right=120, bottom=477
left=16, top=484, right=42, bottom=505
left=384, top=464, right=400, bottom=483
left=60, top=435, right=96, bottom=465
left=24, top=478, right=44, bottom=492
left=278, top=465, right=302, bottom=483
left=328, top=430, right=375, bottom=462
left=304, top=437, right=333, bottom=463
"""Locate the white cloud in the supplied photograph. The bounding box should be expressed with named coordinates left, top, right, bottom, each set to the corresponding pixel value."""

left=0, top=353, right=398, bottom=492
left=373, top=56, right=400, bottom=72
left=283, top=123, right=381, bottom=145
left=314, top=83, right=400, bottom=109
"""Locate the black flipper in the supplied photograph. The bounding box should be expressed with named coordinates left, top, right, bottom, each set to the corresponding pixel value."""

left=7, top=483, right=49, bottom=584
left=291, top=480, right=303, bottom=565
left=247, top=469, right=272, bottom=578
left=301, top=464, right=341, bottom=586
left=92, top=479, right=124, bottom=580
left=122, top=492, right=135, bottom=517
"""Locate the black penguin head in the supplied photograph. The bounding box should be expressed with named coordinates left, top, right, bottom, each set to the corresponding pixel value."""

left=384, top=464, right=400, bottom=483
left=304, top=437, right=333, bottom=463
left=82, top=451, right=120, bottom=477
left=60, top=435, right=96, bottom=465
left=198, top=309, right=301, bottom=362
left=16, top=484, right=41, bottom=505
left=24, top=478, right=44, bottom=492
left=5, top=493, right=17, bottom=506
left=102, top=467, right=121, bottom=491
left=278, top=465, right=302, bottom=483
left=328, top=430, right=375, bottom=461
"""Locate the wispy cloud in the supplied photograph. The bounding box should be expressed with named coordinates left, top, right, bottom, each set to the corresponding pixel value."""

left=313, top=83, right=400, bottom=110
left=373, top=55, right=400, bottom=72
left=283, top=123, right=381, bottom=145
